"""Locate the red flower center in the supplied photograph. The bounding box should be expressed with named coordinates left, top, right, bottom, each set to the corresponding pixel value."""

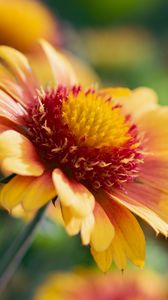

left=25, top=86, right=144, bottom=191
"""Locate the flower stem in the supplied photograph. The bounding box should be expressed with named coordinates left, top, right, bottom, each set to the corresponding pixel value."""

left=0, top=174, right=16, bottom=184
left=0, top=202, right=48, bottom=294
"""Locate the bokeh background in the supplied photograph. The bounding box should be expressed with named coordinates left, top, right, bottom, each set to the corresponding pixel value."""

left=0, top=0, right=168, bottom=299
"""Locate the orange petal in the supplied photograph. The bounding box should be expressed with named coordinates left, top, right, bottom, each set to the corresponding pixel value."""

left=91, top=247, right=113, bottom=273
left=0, top=130, right=44, bottom=176
left=0, top=172, right=56, bottom=211
left=39, top=40, right=77, bottom=87
left=0, top=116, right=24, bottom=134
left=90, top=201, right=114, bottom=252
left=111, top=182, right=168, bottom=237
left=100, top=87, right=158, bottom=119
left=52, top=169, right=95, bottom=218
left=0, top=46, right=37, bottom=103
left=98, top=192, right=145, bottom=268
left=138, top=106, right=168, bottom=153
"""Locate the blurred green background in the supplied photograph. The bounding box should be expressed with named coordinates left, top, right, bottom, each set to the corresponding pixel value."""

left=45, top=0, right=168, bottom=104
left=1, top=0, right=168, bottom=299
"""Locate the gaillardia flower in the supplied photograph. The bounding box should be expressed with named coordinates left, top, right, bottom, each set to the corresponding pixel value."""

left=0, top=41, right=167, bottom=272
left=33, top=270, right=167, bottom=300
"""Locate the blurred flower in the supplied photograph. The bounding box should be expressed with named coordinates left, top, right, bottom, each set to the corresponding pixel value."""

left=0, top=0, right=59, bottom=52
left=33, top=269, right=167, bottom=300
left=0, top=41, right=167, bottom=272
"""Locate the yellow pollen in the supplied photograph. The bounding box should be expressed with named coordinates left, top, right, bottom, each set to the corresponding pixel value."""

left=62, top=91, right=130, bottom=148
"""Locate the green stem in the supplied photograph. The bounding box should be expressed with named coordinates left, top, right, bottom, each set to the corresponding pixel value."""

left=0, top=174, right=16, bottom=184
left=0, top=203, right=48, bottom=294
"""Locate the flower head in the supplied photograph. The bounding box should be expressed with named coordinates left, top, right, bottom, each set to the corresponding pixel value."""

left=0, top=41, right=168, bottom=272
left=32, top=270, right=167, bottom=300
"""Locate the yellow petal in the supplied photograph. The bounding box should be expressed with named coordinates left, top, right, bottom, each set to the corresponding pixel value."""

left=90, top=201, right=114, bottom=252
left=100, top=87, right=131, bottom=98
left=54, top=200, right=94, bottom=243
left=81, top=213, right=94, bottom=245
left=127, top=87, right=158, bottom=119
left=11, top=204, right=34, bottom=220
left=0, top=175, right=34, bottom=210
left=22, top=172, right=56, bottom=211
left=110, top=231, right=127, bottom=270
left=52, top=169, right=95, bottom=218
left=0, top=130, right=44, bottom=176
left=39, top=39, right=77, bottom=87
left=138, top=106, right=168, bottom=153
left=98, top=192, right=145, bottom=268
left=61, top=204, right=82, bottom=236
left=0, top=172, right=56, bottom=211
left=100, top=87, right=158, bottom=119
left=91, top=247, right=113, bottom=273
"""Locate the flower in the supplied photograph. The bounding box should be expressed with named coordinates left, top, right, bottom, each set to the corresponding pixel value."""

left=0, top=0, right=59, bottom=52
left=32, top=269, right=167, bottom=300
left=0, top=41, right=167, bottom=272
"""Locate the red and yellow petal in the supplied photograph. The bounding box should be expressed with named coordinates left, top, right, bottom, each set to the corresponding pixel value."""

left=98, top=192, right=145, bottom=269
left=52, top=169, right=95, bottom=218
left=0, top=89, right=25, bottom=125
left=39, top=40, right=77, bottom=87
left=0, top=46, right=37, bottom=104
left=0, top=171, right=56, bottom=212
left=111, top=182, right=168, bottom=236
left=140, top=153, right=168, bottom=193
left=0, top=130, right=44, bottom=176
left=0, top=77, right=30, bottom=108
left=100, top=87, right=158, bottom=119
left=138, top=106, right=168, bottom=153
